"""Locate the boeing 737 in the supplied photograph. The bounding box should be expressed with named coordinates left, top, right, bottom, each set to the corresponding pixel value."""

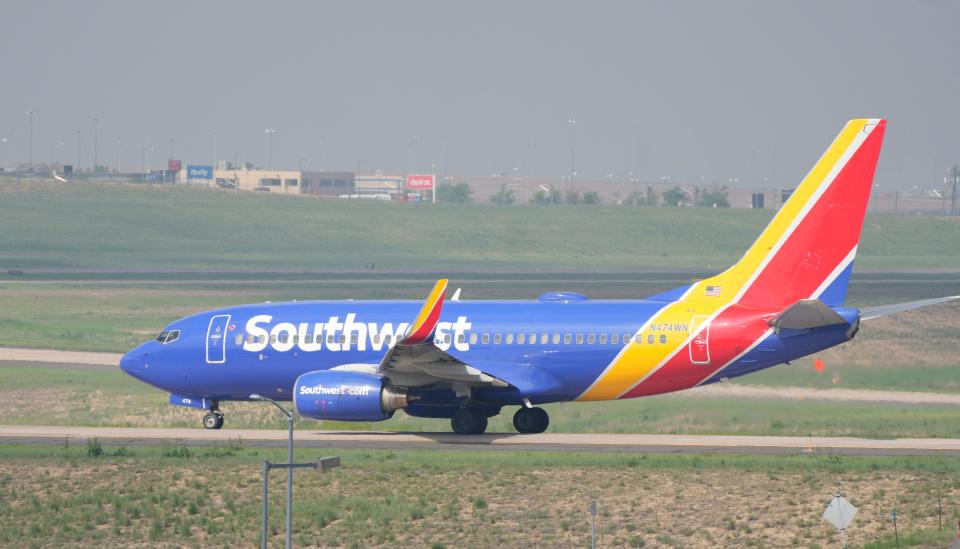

left=120, top=119, right=957, bottom=434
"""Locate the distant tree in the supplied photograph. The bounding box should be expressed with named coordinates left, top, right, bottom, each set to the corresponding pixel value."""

left=436, top=181, right=473, bottom=204
left=582, top=191, right=601, bottom=205
left=564, top=191, right=581, bottom=205
left=490, top=188, right=515, bottom=205
left=621, top=190, right=642, bottom=206
left=661, top=186, right=687, bottom=207
left=531, top=188, right=562, bottom=205
left=698, top=186, right=730, bottom=208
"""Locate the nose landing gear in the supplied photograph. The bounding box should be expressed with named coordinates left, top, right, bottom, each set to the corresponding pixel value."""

left=202, top=406, right=224, bottom=430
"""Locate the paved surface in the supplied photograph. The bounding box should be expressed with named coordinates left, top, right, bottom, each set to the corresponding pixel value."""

left=3, top=425, right=960, bottom=456
left=0, top=347, right=121, bottom=367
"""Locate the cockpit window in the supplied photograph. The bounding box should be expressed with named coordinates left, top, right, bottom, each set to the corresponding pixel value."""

left=156, top=330, right=180, bottom=344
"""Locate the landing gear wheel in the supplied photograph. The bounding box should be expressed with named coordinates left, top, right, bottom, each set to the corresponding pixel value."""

left=513, top=407, right=549, bottom=434
left=202, top=412, right=223, bottom=430
left=451, top=409, right=487, bottom=434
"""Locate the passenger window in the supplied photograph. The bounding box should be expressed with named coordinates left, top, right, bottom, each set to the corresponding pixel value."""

left=588, top=334, right=596, bottom=344
left=530, top=333, right=537, bottom=344
left=247, top=334, right=256, bottom=344
left=469, top=333, right=478, bottom=345
left=482, top=334, right=490, bottom=344
left=660, top=334, right=667, bottom=344
left=647, top=334, right=654, bottom=344
left=270, top=335, right=277, bottom=344
left=260, top=335, right=267, bottom=345
left=291, top=335, right=298, bottom=344
left=576, top=333, right=584, bottom=345
left=507, top=333, right=515, bottom=344
left=458, top=334, right=465, bottom=344
left=384, top=335, right=393, bottom=345
left=599, top=334, right=607, bottom=344
left=235, top=335, right=243, bottom=345
left=351, top=334, right=358, bottom=344
left=611, top=333, right=619, bottom=344
left=518, top=333, right=526, bottom=344
left=494, top=334, right=502, bottom=344
left=551, top=333, right=560, bottom=344
left=278, top=334, right=286, bottom=344
left=563, top=334, right=572, bottom=344
left=327, top=334, right=335, bottom=344
left=340, top=335, right=346, bottom=344
left=541, top=333, right=549, bottom=345
left=623, top=333, right=631, bottom=344
left=373, top=335, right=381, bottom=345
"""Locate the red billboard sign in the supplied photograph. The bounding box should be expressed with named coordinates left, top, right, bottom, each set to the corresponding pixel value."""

left=168, top=159, right=182, bottom=171
left=406, top=174, right=435, bottom=190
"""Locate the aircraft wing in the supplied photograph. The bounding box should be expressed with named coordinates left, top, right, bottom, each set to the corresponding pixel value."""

left=860, top=295, right=960, bottom=320
left=376, top=279, right=509, bottom=388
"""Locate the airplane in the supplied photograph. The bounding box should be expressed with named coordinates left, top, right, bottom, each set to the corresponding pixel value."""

left=120, top=118, right=958, bottom=434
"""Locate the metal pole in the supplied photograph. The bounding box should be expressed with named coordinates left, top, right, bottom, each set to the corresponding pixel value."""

left=286, top=413, right=293, bottom=549
left=27, top=109, right=34, bottom=167
left=93, top=117, right=99, bottom=169
left=262, top=459, right=269, bottom=549
left=590, top=500, right=596, bottom=549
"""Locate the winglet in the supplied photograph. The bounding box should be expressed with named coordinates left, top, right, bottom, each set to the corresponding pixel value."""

left=400, top=279, right=448, bottom=345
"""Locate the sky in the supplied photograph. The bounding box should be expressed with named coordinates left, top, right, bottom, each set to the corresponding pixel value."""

left=1, top=1, right=958, bottom=190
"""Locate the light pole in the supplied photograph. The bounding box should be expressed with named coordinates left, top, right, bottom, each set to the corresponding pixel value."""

left=265, top=129, right=277, bottom=169
left=26, top=109, right=35, bottom=168
left=211, top=128, right=218, bottom=170
left=76, top=130, right=82, bottom=171
left=568, top=118, right=578, bottom=189
left=250, top=394, right=294, bottom=549
left=93, top=117, right=99, bottom=170
left=116, top=139, right=121, bottom=173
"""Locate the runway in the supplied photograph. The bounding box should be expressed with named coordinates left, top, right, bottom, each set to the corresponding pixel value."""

left=2, top=425, right=960, bottom=456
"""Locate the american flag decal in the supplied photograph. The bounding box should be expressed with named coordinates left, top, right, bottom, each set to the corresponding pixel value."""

left=705, top=285, right=722, bottom=297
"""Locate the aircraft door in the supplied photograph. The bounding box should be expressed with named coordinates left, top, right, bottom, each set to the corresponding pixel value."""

left=688, top=315, right=711, bottom=365
left=206, top=314, right=231, bottom=364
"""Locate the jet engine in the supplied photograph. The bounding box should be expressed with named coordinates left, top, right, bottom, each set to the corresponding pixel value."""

left=293, top=370, right=409, bottom=421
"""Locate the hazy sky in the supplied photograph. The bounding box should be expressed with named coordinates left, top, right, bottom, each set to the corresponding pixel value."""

left=2, top=1, right=958, bottom=190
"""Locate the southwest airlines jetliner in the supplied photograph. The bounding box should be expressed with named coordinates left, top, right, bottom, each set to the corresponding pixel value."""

left=121, top=119, right=957, bottom=434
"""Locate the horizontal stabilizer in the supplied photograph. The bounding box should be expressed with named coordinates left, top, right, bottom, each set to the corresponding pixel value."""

left=861, top=296, right=960, bottom=320
left=769, top=299, right=848, bottom=331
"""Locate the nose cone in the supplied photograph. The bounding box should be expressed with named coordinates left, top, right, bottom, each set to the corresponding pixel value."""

left=119, top=350, right=144, bottom=378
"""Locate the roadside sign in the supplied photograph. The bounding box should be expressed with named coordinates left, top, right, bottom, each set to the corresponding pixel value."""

left=168, top=159, right=182, bottom=171
left=187, top=165, right=213, bottom=180
left=406, top=174, right=435, bottom=190
left=823, top=494, right=857, bottom=530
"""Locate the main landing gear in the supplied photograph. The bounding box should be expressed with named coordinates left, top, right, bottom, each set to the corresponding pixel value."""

left=451, top=408, right=489, bottom=435
left=513, top=407, right=549, bottom=434
left=202, top=405, right=224, bottom=430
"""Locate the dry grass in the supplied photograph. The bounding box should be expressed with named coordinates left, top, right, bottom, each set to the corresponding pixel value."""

left=0, top=448, right=957, bottom=548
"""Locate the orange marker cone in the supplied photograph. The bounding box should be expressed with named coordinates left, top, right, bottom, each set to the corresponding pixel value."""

left=814, top=358, right=825, bottom=372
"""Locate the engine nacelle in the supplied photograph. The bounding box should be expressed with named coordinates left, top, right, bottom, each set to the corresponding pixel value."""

left=293, top=370, right=409, bottom=422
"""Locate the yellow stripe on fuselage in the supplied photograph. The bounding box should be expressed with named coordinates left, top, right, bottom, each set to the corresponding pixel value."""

left=576, top=120, right=868, bottom=401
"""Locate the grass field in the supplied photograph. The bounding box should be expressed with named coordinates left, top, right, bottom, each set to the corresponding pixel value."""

left=0, top=444, right=957, bottom=548
left=1, top=180, right=958, bottom=272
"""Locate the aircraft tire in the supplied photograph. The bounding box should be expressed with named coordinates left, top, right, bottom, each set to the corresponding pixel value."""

left=451, top=409, right=485, bottom=435
left=513, top=407, right=549, bottom=434
left=202, top=412, right=223, bottom=430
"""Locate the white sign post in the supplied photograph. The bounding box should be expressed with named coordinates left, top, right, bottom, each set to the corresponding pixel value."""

left=822, top=493, right=858, bottom=548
